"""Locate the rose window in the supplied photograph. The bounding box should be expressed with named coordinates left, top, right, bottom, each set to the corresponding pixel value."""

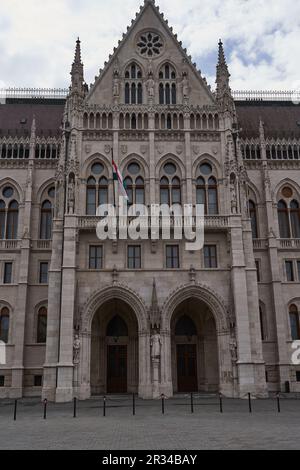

left=137, top=32, right=163, bottom=57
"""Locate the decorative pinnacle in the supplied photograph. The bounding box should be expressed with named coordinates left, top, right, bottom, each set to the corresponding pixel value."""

left=218, top=39, right=227, bottom=68
left=74, top=37, right=82, bottom=65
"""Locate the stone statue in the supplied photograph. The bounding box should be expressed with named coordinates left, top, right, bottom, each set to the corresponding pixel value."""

left=230, top=174, right=238, bottom=214
left=182, top=72, right=189, bottom=99
left=147, top=74, right=155, bottom=99
left=68, top=178, right=75, bottom=214
left=113, top=75, right=120, bottom=98
left=150, top=330, right=162, bottom=359
left=229, top=338, right=238, bottom=361
left=73, top=334, right=81, bottom=364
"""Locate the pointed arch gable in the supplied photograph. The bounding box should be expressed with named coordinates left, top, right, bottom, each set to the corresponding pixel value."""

left=192, top=153, right=221, bottom=178
left=275, top=179, right=300, bottom=201
left=156, top=153, right=185, bottom=179
left=81, top=153, right=111, bottom=178
left=36, top=178, right=56, bottom=203
left=120, top=153, right=149, bottom=178
left=80, top=283, right=148, bottom=333
left=161, top=283, right=230, bottom=333
left=0, top=178, right=23, bottom=203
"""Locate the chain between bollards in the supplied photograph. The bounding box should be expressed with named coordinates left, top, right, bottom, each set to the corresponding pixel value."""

left=73, top=397, right=77, bottom=418
left=248, top=393, right=252, bottom=413
left=43, top=399, right=47, bottom=419
left=132, top=393, right=135, bottom=416
left=13, top=399, right=17, bottom=421
left=103, top=395, right=106, bottom=417
left=161, top=394, right=165, bottom=415
left=190, top=393, right=194, bottom=414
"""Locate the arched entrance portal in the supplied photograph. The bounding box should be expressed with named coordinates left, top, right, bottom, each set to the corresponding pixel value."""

left=90, top=299, right=138, bottom=395
left=171, top=298, right=219, bottom=393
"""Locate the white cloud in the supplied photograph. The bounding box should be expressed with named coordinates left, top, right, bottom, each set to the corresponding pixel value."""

left=0, top=0, right=299, bottom=90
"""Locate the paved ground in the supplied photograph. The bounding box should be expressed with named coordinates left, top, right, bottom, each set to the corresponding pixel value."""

left=0, top=394, right=300, bottom=450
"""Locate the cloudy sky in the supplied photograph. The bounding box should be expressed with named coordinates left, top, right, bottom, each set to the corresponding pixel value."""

left=0, top=0, right=299, bottom=91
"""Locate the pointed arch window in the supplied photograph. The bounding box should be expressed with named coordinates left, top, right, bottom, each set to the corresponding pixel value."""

left=124, top=63, right=143, bottom=104
left=289, top=304, right=300, bottom=340
left=37, top=306, right=47, bottom=344
left=124, top=162, right=145, bottom=205
left=278, top=200, right=290, bottom=238
left=277, top=197, right=300, bottom=239
left=0, top=307, right=9, bottom=343
left=6, top=201, right=19, bottom=239
left=0, top=200, right=5, bottom=239
left=86, top=164, right=108, bottom=215
left=160, top=163, right=181, bottom=205
left=249, top=200, right=258, bottom=239
left=40, top=200, right=53, bottom=240
left=290, top=200, right=300, bottom=238
left=175, top=315, right=197, bottom=336
left=159, top=64, right=177, bottom=104
left=196, top=163, right=218, bottom=215
left=106, top=315, right=128, bottom=337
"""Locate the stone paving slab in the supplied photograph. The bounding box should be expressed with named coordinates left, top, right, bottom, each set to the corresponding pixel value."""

left=0, top=396, right=300, bottom=450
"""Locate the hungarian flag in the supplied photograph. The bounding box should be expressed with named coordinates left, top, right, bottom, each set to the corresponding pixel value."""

left=112, top=154, right=128, bottom=201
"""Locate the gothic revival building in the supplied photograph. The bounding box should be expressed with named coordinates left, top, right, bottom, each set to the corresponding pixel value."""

left=0, top=0, right=300, bottom=401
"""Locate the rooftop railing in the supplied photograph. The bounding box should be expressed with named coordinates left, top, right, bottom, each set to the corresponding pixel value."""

left=0, top=87, right=69, bottom=100
left=233, top=90, right=300, bottom=102
left=1, top=88, right=299, bottom=103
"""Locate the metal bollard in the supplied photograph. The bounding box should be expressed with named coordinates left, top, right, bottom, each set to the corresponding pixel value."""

left=276, top=393, right=281, bottom=413
left=43, top=399, right=47, bottom=419
left=103, top=395, right=106, bottom=417
left=248, top=393, right=252, bottom=413
left=161, top=394, right=165, bottom=415
left=73, top=397, right=77, bottom=418
left=132, top=393, right=135, bottom=416
left=219, top=393, right=223, bottom=414
left=13, top=399, right=17, bottom=421
left=191, top=393, right=194, bottom=414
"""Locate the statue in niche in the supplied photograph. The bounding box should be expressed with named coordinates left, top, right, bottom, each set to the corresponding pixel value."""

left=68, top=177, right=75, bottom=214
left=182, top=72, right=189, bottom=99
left=73, top=334, right=81, bottom=364
left=150, top=329, right=162, bottom=359
left=230, top=173, right=238, bottom=214
left=113, top=71, right=120, bottom=98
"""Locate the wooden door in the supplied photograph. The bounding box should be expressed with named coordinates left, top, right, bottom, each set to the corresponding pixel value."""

left=107, top=345, right=127, bottom=393
left=177, top=344, right=198, bottom=392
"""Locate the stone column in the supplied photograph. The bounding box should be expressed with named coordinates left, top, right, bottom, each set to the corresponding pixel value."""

left=242, top=218, right=268, bottom=397
left=11, top=159, right=34, bottom=398
left=184, top=113, right=192, bottom=204
left=230, top=214, right=256, bottom=396
left=42, top=219, right=64, bottom=401
left=55, top=214, right=77, bottom=402
left=138, top=331, right=152, bottom=398
left=159, top=329, right=173, bottom=397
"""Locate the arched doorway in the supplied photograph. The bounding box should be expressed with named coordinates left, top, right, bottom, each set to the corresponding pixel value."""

left=90, top=299, right=138, bottom=395
left=171, top=298, right=219, bottom=393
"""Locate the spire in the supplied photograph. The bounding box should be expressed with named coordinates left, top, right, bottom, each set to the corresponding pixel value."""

left=149, top=279, right=161, bottom=330
left=216, top=40, right=235, bottom=114
left=216, top=39, right=230, bottom=94
left=70, top=37, right=84, bottom=94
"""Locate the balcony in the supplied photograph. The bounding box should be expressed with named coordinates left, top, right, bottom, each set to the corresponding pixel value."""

left=78, top=215, right=229, bottom=231
left=31, top=240, right=52, bottom=250
left=278, top=239, right=300, bottom=249
left=0, top=240, right=21, bottom=250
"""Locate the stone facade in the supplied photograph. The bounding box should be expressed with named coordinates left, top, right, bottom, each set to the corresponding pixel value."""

left=0, top=0, right=300, bottom=401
